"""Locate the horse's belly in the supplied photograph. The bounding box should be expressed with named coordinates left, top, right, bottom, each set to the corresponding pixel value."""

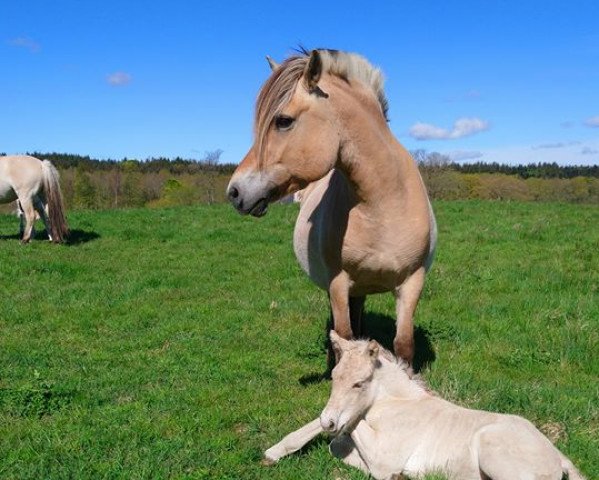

left=0, top=179, right=17, bottom=203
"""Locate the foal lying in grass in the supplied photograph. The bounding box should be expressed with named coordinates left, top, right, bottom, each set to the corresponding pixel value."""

left=264, top=331, right=585, bottom=480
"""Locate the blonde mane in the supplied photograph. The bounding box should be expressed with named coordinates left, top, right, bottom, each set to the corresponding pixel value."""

left=348, top=338, right=432, bottom=394
left=255, top=49, right=389, bottom=165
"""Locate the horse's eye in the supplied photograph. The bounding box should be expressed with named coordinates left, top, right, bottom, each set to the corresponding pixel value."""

left=352, top=381, right=364, bottom=389
left=275, top=115, right=295, bottom=131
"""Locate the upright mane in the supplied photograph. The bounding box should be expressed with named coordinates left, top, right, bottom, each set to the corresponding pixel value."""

left=365, top=339, right=432, bottom=394
left=255, top=49, right=389, bottom=164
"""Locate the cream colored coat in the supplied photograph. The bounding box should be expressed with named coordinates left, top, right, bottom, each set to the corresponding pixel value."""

left=265, top=332, right=586, bottom=480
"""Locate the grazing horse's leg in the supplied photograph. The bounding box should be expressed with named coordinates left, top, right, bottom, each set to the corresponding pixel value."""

left=17, top=201, right=25, bottom=238
left=349, top=295, right=366, bottom=338
left=33, top=195, right=52, bottom=242
left=19, top=196, right=36, bottom=243
left=393, top=267, right=426, bottom=365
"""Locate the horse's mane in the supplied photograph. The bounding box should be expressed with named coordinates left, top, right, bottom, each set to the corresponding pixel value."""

left=349, top=338, right=432, bottom=394
left=255, top=48, right=389, bottom=165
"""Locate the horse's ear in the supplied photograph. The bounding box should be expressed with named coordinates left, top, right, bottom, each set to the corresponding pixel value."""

left=303, top=49, right=323, bottom=90
left=330, top=330, right=349, bottom=354
left=266, top=55, right=279, bottom=72
left=367, top=340, right=379, bottom=360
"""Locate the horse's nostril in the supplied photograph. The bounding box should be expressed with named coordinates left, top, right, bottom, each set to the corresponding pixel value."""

left=327, top=419, right=336, bottom=431
left=228, top=186, right=239, bottom=200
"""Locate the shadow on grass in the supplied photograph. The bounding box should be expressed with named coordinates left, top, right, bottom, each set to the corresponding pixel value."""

left=0, top=229, right=100, bottom=245
left=65, top=229, right=101, bottom=245
left=299, top=311, right=436, bottom=386
left=363, top=311, right=436, bottom=374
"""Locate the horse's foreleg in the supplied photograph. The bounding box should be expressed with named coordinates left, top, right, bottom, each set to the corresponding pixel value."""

left=327, top=272, right=352, bottom=369
left=393, top=267, right=426, bottom=365
left=349, top=295, right=366, bottom=338
left=263, top=418, right=323, bottom=465
left=350, top=420, right=382, bottom=475
left=33, top=195, right=52, bottom=242
left=19, top=197, right=36, bottom=243
left=330, top=433, right=371, bottom=475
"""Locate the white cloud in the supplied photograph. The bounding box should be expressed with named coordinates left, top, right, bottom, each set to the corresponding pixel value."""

left=409, top=117, right=489, bottom=140
left=584, top=116, right=599, bottom=127
left=7, top=36, right=40, bottom=53
left=447, top=150, right=484, bottom=161
left=106, top=72, right=132, bottom=86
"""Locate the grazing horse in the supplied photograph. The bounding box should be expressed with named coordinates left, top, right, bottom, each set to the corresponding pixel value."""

left=0, top=155, right=69, bottom=243
left=264, top=332, right=586, bottom=480
left=227, top=49, right=436, bottom=364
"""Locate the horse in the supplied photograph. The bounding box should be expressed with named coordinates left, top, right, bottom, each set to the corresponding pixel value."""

left=227, top=49, right=436, bottom=366
left=264, top=331, right=586, bottom=480
left=0, top=155, right=69, bottom=243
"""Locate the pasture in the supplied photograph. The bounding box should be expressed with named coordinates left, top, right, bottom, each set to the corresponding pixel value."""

left=0, top=201, right=597, bottom=479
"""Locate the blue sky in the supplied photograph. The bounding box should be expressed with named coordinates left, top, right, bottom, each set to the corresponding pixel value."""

left=1, top=0, right=598, bottom=165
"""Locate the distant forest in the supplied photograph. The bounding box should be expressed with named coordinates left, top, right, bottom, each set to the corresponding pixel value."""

left=0, top=151, right=597, bottom=210
left=2, top=150, right=598, bottom=179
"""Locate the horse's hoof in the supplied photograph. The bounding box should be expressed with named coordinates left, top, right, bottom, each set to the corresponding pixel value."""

left=261, top=456, right=277, bottom=466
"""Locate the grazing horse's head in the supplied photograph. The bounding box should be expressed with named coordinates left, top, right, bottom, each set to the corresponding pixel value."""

left=227, top=48, right=388, bottom=216
left=320, top=331, right=380, bottom=434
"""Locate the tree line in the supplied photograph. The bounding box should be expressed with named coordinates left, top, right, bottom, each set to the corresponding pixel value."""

left=0, top=151, right=597, bottom=211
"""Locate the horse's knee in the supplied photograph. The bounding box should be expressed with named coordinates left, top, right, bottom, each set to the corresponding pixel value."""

left=393, top=335, right=414, bottom=364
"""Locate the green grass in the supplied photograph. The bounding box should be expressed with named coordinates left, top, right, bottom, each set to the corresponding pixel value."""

left=0, top=201, right=597, bottom=479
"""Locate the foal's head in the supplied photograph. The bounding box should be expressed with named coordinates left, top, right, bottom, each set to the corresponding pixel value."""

left=227, top=49, right=387, bottom=216
left=320, top=331, right=381, bottom=434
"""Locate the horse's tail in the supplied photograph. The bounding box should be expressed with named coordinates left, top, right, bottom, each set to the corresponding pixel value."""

left=559, top=451, right=586, bottom=480
left=41, top=160, right=69, bottom=243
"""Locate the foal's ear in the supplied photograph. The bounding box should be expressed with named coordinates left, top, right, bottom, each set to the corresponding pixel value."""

left=330, top=330, right=349, bottom=354
left=303, top=49, right=323, bottom=90
left=367, top=340, right=379, bottom=360
left=266, top=55, right=279, bottom=72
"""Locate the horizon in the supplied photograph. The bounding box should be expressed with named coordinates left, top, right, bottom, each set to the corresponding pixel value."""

left=1, top=1, right=598, bottom=167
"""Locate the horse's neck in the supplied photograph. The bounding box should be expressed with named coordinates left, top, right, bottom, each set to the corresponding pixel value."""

left=374, top=356, right=428, bottom=401
left=336, top=110, right=425, bottom=210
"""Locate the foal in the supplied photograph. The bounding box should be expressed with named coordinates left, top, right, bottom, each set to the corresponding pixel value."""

left=264, top=332, right=585, bottom=480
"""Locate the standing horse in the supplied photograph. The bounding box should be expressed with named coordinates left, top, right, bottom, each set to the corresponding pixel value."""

left=227, top=49, right=436, bottom=364
left=0, top=155, right=69, bottom=243
left=264, top=332, right=586, bottom=480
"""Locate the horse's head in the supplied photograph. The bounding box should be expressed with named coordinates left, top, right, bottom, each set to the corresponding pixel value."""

left=227, top=50, right=341, bottom=216
left=320, top=331, right=380, bottom=434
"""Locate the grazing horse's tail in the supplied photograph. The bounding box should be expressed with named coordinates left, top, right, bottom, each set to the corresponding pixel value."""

left=41, top=160, right=69, bottom=243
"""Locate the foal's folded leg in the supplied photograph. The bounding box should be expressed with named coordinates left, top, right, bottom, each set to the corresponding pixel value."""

left=263, top=418, right=323, bottom=465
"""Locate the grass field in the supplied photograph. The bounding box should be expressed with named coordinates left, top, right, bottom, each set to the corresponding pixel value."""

left=0, top=201, right=597, bottom=479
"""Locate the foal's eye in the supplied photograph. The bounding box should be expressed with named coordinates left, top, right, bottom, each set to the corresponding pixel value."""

left=352, top=381, right=364, bottom=389
left=274, top=115, right=295, bottom=131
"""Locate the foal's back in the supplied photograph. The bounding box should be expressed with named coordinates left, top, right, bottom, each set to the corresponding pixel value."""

left=366, top=395, right=579, bottom=479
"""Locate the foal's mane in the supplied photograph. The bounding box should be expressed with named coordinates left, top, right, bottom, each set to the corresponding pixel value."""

left=255, top=48, right=389, bottom=165
left=348, top=338, right=431, bottom=394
